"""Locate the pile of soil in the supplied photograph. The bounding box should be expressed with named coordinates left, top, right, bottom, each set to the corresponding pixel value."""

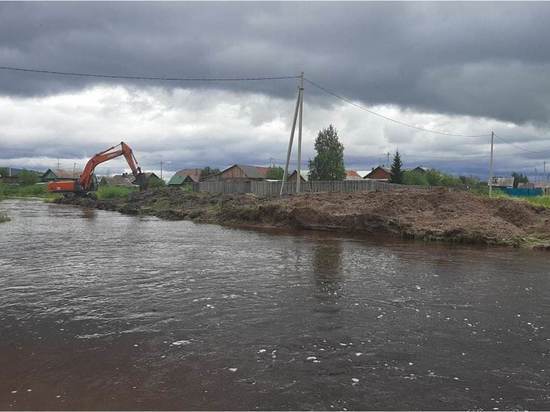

left=56, top=187, right=550, bottom=248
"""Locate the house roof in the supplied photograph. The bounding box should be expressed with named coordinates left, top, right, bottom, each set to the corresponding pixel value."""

left=142, top=172, right=160, bottom=179
left=43, top=168, right=82, bottom=179
left=174, top=168, right=201, bottom=183
left=288, top=170, right=309, bottom=181
left=222, top=164, right=270, bottom=179
left=346, top=170, right=361, bottom=179
left=100, top=175, right=136, bottom=187
left=168, top=175, right=186, bottom=185
left=365, top=166, right=391, bottom=177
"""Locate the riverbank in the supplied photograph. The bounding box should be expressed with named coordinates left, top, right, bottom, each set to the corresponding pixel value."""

left=54, top=186, right=550, bottom=249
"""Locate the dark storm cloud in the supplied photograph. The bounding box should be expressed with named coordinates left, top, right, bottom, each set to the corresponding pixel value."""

left=1, top=2, right=550, bottom=124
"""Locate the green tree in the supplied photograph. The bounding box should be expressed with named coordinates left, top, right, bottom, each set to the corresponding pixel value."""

left=511, top=172, right=529, bottom=188
left=18, top=170, right=39, bottom=186
left=0, top=167, right=8, bottom=177
left=390, top=151, right=403, bottom=184
left=308, top=125, right=346, bottom=181
left=403, top=170, right=428, bottom=186
left=266, top=166, right=284, bottom=180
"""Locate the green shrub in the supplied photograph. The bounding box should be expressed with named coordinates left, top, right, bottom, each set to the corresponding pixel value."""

left=147, top=178, right=166, bottom=189
left=402, top=169, right=463, bottom=187
left=402, top=170, right=428, bottom=186
left=18, top=170, right=39, bottom=185
left=96, top=186, right=137, bottom=200
left=0, top=183, right=47, bottom=198
left=525, top=196, right=550, bottom=208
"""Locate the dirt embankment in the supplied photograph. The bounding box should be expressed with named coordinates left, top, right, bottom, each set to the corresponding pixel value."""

left=56, top=187, right=550, bottom=249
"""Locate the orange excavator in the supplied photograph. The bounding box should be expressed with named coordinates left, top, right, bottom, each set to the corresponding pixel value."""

left=47, top=142, right=146, bottom=196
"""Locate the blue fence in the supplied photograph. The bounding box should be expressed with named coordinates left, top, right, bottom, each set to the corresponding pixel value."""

left=502, top=187, right=543, bottom=197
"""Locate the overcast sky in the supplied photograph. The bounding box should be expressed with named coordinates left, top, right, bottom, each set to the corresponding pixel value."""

left=2, top=2, right=550, bottom=179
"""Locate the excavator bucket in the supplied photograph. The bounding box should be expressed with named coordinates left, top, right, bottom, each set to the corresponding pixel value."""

left=133, top=173, right=147, bottom=190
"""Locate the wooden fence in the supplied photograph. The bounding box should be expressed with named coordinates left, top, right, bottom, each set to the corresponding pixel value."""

left=197, top=181, right=251, bottom=194
left=196, top=179, right=421, bottom=197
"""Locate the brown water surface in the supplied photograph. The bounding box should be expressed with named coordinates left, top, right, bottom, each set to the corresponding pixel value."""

left=0, top=199, right=549, bottom=410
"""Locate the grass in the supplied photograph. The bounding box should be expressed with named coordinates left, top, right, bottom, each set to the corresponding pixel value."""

left=0, top=183, right=52, bottom=199
left=524, top=196, right=550, bottom=208
left=96, top=185, right=137, bottom=200
left=0, top=211, right=9, bottom=223
left=477, top=188, right=550, bottom=209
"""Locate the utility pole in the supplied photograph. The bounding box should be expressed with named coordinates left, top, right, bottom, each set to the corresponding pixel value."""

left=489, top=131, right=495, bottom=198
left=296, top=72, right=304, bottom=194
left=160, top=160, right=163, bottom=180
left=280, top=78, right=303, bottom=196
left=386, top=152, right=391, bottom=167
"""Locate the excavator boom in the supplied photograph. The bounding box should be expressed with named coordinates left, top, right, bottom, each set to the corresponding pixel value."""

left=47, top=142, right=144, bottom=194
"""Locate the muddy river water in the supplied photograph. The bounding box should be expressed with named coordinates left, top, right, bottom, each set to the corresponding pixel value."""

left=0, top=199, right=549, bottom=410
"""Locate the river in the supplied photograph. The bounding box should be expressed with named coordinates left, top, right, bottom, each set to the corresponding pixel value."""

left=0, top=199, right=549, bottom=410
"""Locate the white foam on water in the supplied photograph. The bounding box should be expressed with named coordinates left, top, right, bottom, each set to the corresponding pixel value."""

left=171, top=340, right=191, bottom=346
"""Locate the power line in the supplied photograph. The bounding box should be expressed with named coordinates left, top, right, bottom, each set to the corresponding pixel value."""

left=493, top=133, right=550, bottom=155
left=304, top=77, right=490, bottom=138
left=0, top=65, right=300, bottom=82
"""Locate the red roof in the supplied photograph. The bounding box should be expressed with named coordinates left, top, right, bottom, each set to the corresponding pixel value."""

left=254, top=166, right=270, bottom=178
left=346, top=170, right=361, bottom=179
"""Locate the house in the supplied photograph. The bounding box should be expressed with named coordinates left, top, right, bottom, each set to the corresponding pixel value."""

left=168, top=168, right=202, bottom=186
left=489, top=177, right=514, bottom=188
left=99, top=174, right=137, bottom=188
left=288, top=170, right=308, bottom=183
left=356, top=170, right=370, bottom=179
left=207, top=164, right=270, bottom=182
left=41, top=168, right=81, bottom=181
left=139, top=172, right=163, bottom=187
left=345, top=170, right=362, bottom=180
left=412, top=166, right=429, bottom=174
left=364, top=166, right=392, bottom=181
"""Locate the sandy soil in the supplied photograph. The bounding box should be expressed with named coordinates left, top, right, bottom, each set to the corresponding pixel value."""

left=56, top=187, right=550, bottom=248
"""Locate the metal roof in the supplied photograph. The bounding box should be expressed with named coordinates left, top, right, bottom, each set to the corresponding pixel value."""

left=100, top=175, right=136, bottom=187
left=42, top=168, right=82, bottom=179
left=222, top=164, right=270, bottom=179
left=174, top=168, right=201, bottom=182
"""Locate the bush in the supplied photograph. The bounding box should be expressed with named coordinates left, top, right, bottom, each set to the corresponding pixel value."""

left=525, top=196, right=550, bottom=208
left=0, top=183, right=47, bottom=198
left=0, top=211, right=9, bottom=223
left=18, top=170, right=39, bottom=186
left=148, top=178, right=166, bottom=189
left=96, top=186, right=137, bottom=200
left=402, top=170, right=428, bottom=186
